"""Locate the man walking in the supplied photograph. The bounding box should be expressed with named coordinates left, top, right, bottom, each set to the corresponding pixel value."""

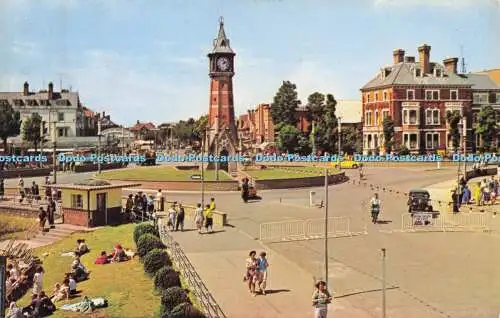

left=47, top=197, right=56, bottom=228
left=175, top=203, right=185, bottom=231
left=370, top=193, right=381, bottom=224
left=242, top=178, right=249, bottom=203
left=204, top=204, right=214, bottom=233
left=167, top=204, right=177, bottom=231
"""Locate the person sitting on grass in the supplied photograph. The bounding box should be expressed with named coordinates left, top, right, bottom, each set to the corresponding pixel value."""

left=7, top=301, right=23, bottom=318
left=65, top=274, right=77, bottom=295
left=95, top=251, right=110, bottom=265
left=50, top=281, right=70, bottom=302
left=72, top=256, right=88, bottom=273
left=70, top=264, right=88, bottom=282
left=111, top=244, right=129, bottom=263
left=75, top=239, right=89, bottom=256
left=38, top=291, right=56, bottom=316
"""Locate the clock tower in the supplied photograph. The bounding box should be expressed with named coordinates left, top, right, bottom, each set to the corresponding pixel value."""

left=206, top=17, right=238, bottom=171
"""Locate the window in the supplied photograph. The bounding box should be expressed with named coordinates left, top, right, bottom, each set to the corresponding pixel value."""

left=375, top=93, right=379, bottom=101
left=403, top=133, right=419, bottom=149
left=425, top=109, right=440, bottom=125
left=407, top=90, right=415, bottom=100
left=365, top=111, right=372, bottom=126
left=473, top=93, right=488, bottom=104
left=55, top=99, right=70, bottom=106
left=402, top=109, right=418, bottom=125
left=39, top=100, right=50, bottom=106
left=425, top=90, right=440, bottom=100
left=426, top=133, right=439, bottom=149
left=496, top=93, right=500, bottom=103
left=71, top=194, right=83, bottom=209
left=366, top=93, right=371, bottom=103
left=415, top=69, right=421, bottom=77
left=383, top=91, right=388, bottom=101
left=382, top=110, right=390, bottom=119
left=26, top=100, right=38, bottom=106
left=435, top=69, right=442, bottom=77
left=450, top=90, right=458, bottom=100
left=375, top=110, right=379, bottom=125
left=58, top=112, right=64, bottom=121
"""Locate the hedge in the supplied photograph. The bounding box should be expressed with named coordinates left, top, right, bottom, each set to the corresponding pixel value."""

left=154, top=266, right=181, bottom=291
left=143, top=249, right=172, bottom=276
left=133, top=223, right=159, bottom=244
left=137, top=233, right=164, bottom=258
left=168, top=302, right=206, bottom=318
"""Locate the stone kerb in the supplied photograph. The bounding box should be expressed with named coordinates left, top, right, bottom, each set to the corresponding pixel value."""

left=255, top=172, right=346, bottom=190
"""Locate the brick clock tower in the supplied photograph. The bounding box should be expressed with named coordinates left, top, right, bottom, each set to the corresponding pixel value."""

left=206, top=17, right=238, bottom=172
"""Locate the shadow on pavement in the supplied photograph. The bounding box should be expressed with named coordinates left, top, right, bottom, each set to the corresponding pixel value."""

left=203, top=230, right=226, bottom=235
left=335, top=286, right=399, bottom=299
left=262, top=289, right=291, bottom=295
left=376, top=220, right=392, bottom=224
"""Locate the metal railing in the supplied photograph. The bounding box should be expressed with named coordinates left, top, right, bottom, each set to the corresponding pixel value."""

left=259, top=216, right=354, bottom=242
left=158, top=221, right=227, bottom=318
left=401, top=212, right=491, bottom=232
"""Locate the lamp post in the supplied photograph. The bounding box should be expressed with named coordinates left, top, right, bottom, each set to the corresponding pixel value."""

left=215, top=132, right=219, bottom=181
left=337, top=117, right=342, bottom=166
left=311, top=120, right=316, bottom=156
left=201, top=127, right=207, bottom=209
left=52, top=122, right=57, bottom=184
left=39, top=123, right=44, bottom=168
left=462, top=115, right=467, bottom=176
left=97, top=119, right=102, bottom=174
left=121, top=126, right=125, bottom=156
left=323, top=167, right=329, bottom=287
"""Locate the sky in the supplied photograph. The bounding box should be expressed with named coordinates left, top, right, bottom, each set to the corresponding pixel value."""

left=0, top=0, right=499, bottom=126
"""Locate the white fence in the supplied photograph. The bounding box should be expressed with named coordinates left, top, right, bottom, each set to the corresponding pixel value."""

left=259, top=216, right=354, bottom=242
left=401, top=213, right=490, bottom=232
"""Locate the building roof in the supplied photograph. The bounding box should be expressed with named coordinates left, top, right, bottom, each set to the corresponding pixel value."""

left=336, top=100, right=362, bottom=124
left=49, top=181, right=141, bottom=191
left=82, top=106, right=95, bottom=117
left=238, top=114, right=249, bottom=129
left=464, top=73, right=500, bottom=90
left=130, top=121, right=155, bottom=131
left=209, top=17, right=234, bottom=55
left=361, top=62, right=471, bottom=90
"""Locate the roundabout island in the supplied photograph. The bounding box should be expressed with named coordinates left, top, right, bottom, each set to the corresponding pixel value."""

left=96, top=164, right=347, bottom=191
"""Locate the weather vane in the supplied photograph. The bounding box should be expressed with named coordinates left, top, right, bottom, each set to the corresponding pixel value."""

left=219, top=16, right=224, bottom=25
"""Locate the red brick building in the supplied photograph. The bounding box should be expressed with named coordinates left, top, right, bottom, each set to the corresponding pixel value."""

left=361, top=44, right=474, bottom=154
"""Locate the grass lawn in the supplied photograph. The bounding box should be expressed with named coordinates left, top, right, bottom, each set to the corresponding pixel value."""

left=99, top=166, right=232, bottom=182
left=18, top=224, right=161, bottom=318
left=0, top=214, right=38, bottom=241
left=246, top=166, right=339, bottom=180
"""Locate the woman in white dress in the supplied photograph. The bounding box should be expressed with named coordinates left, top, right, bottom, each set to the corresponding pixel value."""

left=194, top=203, right=204, bottom=234
left=32, top=266, right=44, bottom=295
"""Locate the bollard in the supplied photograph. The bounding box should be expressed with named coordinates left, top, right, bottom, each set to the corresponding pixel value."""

left=309, top=191, right=316, bottom=207
left=381, top=248, right=387, bottom=318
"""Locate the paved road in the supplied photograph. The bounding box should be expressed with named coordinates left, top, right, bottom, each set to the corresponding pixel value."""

left=163, top=166, right=500, bottom=318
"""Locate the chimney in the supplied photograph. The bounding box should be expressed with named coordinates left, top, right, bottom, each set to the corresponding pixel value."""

left=136, top=120, right=140, bottom=124
left=418, top=44, right=431, bottom=74
left=443, top=57, right=459, bottom=74
left=102, top=111, right=105, bottom=117
left=404, top=56, right=415, bottom=63
left=48, top=82, right=54, bottom=99
left=393, top=49, right=405, bottom=64
left=23, top=81, right=29, bottom=96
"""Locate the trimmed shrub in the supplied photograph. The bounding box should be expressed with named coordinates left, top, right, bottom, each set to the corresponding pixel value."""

left=134, top=223, right=159, bottom=244
left=160, top=286, right=190, bottom=313
left=137, top=233, right=164, bottom=258
left=154, top=266, right=181, bottom=291
left=143, top=249, right=172, bottom=275
left=169, top=302, right=206, bottom=318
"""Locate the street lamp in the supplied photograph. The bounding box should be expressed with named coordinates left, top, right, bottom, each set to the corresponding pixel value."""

left=201, top=127, right=208, bottom=209
left=323, top=167, right=329, bottom=286
left=215, top=131, right=219, bottom=181
left=337, top=117, right=342, bottom=166
left=97, top=119, right=102, bottom=174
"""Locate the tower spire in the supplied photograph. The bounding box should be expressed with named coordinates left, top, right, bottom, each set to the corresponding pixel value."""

left=211, top=16, right=234, bottom=54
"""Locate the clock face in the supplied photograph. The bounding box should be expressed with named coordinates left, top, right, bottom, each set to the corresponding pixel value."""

left=217, top=57, right=230, bottom=71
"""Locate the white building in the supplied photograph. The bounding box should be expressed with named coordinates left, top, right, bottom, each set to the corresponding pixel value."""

left=0, top=81, right=84, bottom=138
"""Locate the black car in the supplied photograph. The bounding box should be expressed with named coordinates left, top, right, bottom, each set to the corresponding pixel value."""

left=407, top=189, right=439, bottom=217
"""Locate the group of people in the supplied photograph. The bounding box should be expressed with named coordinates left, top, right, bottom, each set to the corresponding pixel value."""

left=125, top=189, right=165, bottom=222
left=165, top=198, right=216, bottom=234
left=244, top=251, right=269, bottom=296
left=94, top=244, right=131, bottom=264
left=453, top=175, right=499, bottom=212
left=37, top=196, right=57, bottom=232
left=5, top=262, right=30, bottom=304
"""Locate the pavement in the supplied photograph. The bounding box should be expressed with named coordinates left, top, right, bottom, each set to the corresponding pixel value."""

left=160, top=166, right=500, bottom=318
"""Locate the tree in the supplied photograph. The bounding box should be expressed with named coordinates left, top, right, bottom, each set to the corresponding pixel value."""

left=446, top=110, right=461, bottom=153
left=22, top=113, right=43, bottom=152
left=306, top=92, right=337, bottom=153
left=193, top=115, right=208, bottom=141
left=271, top=81, right=300, bottom=127
left=0, top=104, right=21, bottom=154
left=341, top=126, right=363, bottom=154
left=276, top=124, right=310, bottom=154
left=382, top=117, right=395, bottom=154
left=475, top=105, right=498, bottom=151
left=172, top=120, right=195, bottom=144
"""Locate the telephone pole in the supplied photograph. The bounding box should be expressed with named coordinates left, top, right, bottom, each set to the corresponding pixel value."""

left=323, top=167, right=329, bottom=286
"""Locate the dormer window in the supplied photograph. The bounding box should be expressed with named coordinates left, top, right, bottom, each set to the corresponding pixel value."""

left=415, top=69, right=421, bottom=77
left=0, top=99, right=9, bottom=106
left=434, top=68, right=442, bottom=77
left=220, top=40, right=226, bottom=47
left=39, top=100, right=50, bottom=106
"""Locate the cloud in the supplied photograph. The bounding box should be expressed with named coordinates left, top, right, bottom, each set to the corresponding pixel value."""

left=373, top=0, right=496, bottom=7
left=11, top=41, right=38, bottom=56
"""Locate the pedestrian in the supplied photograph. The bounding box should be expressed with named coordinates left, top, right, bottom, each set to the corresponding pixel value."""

left=155, top=189, right=164, bottom=212
left=242, top=178, right=249, bottom=203
left=370, top=193, right=381, bottom=224
left=44, top=177, right=51, bottom=201
left=38, top=207, right=47, bottom=232
left=461, top=185, right=471, bottom=205
left=47, top=197, right=56, bottom=228
left=176, top=203, right=185, bottom=231
left=210, top=197, right=216, bottom=211
left=359, top=165, right=364, bottom=180
left=167, top=204, right=176, bottom=231
left=451, top=189, right=459, bottom=213
left=0, top=178, right=4, bottom=200
left=256, top=252, right=269, bottom=295
left=204, top=204, right=214, bottom=233
left=32, top=266, right=44, bottom=295
left=194, top=203, right=204, bottom=234
left=312, top=280, right=332, bottom=318
left=244, top=250, right=258, bottom=296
